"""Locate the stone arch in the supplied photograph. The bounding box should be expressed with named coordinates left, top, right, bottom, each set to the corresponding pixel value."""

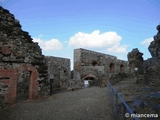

left=82, top=73, right=98, bottom=80
left=83, top=77, right=95, bottom=80
left=82, top=74, right=98, bottom=86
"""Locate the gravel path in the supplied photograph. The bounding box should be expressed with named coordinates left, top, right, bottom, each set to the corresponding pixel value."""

left=0, top=87, right=113, bottom=120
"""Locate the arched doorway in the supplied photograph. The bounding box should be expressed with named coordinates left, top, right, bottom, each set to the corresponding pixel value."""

left=109, top=63, right=115, bottom=73
left=82, top=73, right=98, bottom=86
left=120, top=64, right=124, bottom=73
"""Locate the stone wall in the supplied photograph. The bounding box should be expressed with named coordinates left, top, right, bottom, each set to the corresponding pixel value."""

left=45, top=56, right=71, bottom=90
left=127, top=48, right=144, bottom=75
left=143, top=25, right=160, bottom=86
left=74, top=48, right=129, bottom=86
left=127, top=25, right=160, bottom=87
left=0, top=6, right=48, bottom=108
left=126, top=25, right=160, bottom=115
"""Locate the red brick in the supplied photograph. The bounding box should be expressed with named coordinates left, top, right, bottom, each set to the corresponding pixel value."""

left=0, top=64, right=39, bottom=105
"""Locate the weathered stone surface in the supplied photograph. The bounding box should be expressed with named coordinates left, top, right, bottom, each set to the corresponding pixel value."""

left=143, top=57, right=160, bottom=86
left=74, top=48, right=129, bottom=86
left=67, top=78, right=83, bottom=90
left=0, top=83, right=8, bottom=108
left=127, top=48, right=144, bottom=75
left=109, top=72, right=128, bottom=85
left=1, top=46, right=11, bottom=55
left=45, top=56, right=71, bottom=90
left=143, top=25, right=160, bottom=86
left=2, top=56, right=10, bottom=61
left=0, top=6, right=44, bottom=64
left=0, top=6, right=48, bottom=108
left=148, top=25, right=160, bottom=57
left=127, top=25, right=160, bottom=116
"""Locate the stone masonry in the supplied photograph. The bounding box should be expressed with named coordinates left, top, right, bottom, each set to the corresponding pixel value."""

left=0, top=6, right=132, bottom=109
left=74, top=48, right=129, bottom=86
left=128, top=25, right=160, bottom=86
left=127, top=48, right=144, bottom=75
left=127, top=25, right=160, bottom=116
left=0, top=6, right=48, bottom=108
left=45, top=56, right=71, bottom=91
left=143, top=24, right=160, bottom=86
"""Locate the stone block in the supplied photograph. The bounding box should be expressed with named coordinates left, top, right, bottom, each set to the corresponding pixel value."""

left=1, top=46, right=11, bottom=55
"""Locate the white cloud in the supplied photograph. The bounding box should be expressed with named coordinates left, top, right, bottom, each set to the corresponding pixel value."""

left=33, top=37, right=63, bottom=51
left=107, top=45, right=127, bottom=53
left=68, top=30, right=127, bottom=53
left=141, top=38, right=153, bottom=46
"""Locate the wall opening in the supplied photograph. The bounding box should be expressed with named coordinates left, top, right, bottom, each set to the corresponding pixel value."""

left=84, top=77, right=95, bottom=80
left=16, top=70, right=31, bottom=103
left=0, top=77, right=10, bottom=80
left=91, top=60, right=98, bottom=66
left=109, top=63, right=115, bottom=73
left=84, top=77, right=95, bottom=86
left=82, top=73, right=99, bottom=86
left=120, top=64, right=124, bottom=73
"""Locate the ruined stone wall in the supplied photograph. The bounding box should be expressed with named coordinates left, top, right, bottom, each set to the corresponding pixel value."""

left=45, top=56, right=71, bottom=90
left=143, top=25, right=160, bottom=86
left=0, top=6, right=48, bottom=108
left=74, top=48, right=129, bottom=86
left=127, top=25, right=160, bottom=86
left=127, top=48, right=144, bottom=76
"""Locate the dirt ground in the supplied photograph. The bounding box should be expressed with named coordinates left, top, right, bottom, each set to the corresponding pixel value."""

left=0, top=87, right=114, bottom=120
left=113, top=78, right=160, bottom=120
left=1, top=78, right=159, bottom=120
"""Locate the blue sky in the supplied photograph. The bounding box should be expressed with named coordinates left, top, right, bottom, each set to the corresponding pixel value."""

left=1, top=0, right=160, bottom=69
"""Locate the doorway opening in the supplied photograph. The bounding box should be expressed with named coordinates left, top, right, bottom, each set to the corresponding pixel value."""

left=16, top=70, right=31, bottom=103
left=91, top=60, right=98, bottom=66
left=120, top=64, right=124, bottom=73
left=109, top=63, right=115, bottom=73
left=82, top=73, right=98, bottom=86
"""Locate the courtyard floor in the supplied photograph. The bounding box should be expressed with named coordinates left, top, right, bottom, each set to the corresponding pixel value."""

left=0, top=87, right=113, bottom=120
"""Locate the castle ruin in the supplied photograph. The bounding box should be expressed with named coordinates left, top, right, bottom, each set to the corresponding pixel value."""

left=0, top=6, right=130, bottom=108
left=73, top=48, right=129, bottom=86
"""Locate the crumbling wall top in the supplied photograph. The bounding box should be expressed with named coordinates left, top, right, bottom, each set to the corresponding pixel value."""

left=0, top=6, right=44, bottom=65
left=148, top=24, right=160, bottom=57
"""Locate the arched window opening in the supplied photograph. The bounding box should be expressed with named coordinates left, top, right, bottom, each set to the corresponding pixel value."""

left=85, top=77, right=94, bottom=80
left=109, top=63, right=115, bottom=73
left=120, top=64, right=124, bottom=73
left=91, top=60, right=98, bottom=66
